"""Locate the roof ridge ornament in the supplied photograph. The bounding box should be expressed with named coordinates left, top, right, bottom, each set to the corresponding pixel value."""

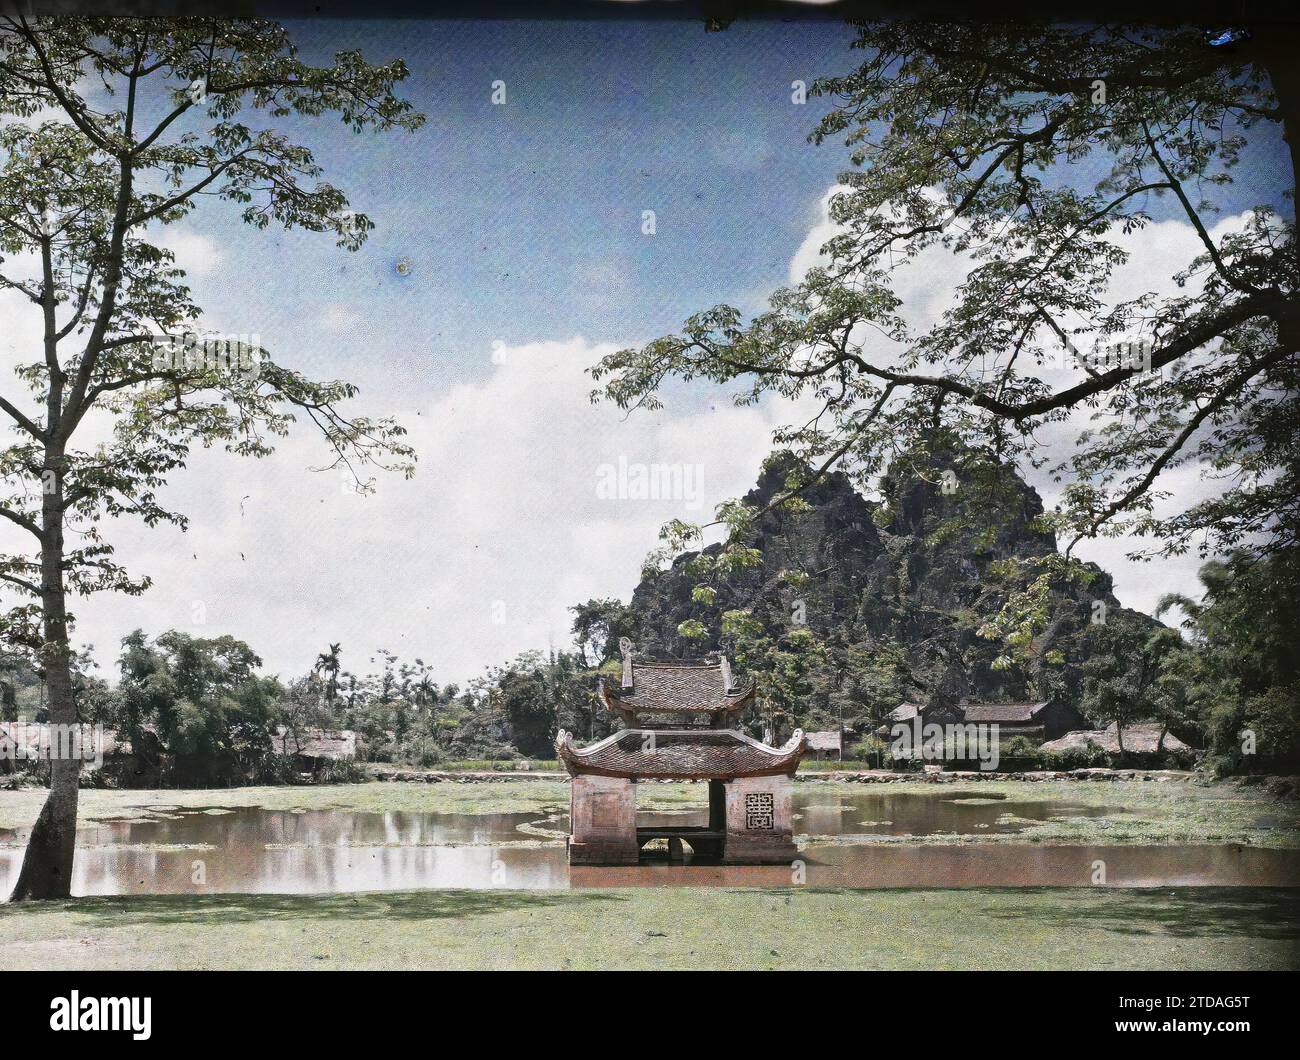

left=619, top=637, right=635, bottom=690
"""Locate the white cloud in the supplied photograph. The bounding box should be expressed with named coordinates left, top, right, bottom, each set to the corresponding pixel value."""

left=788, top=187, right=839, bottom=283
left=156, top=228, right=224, bottom=278
left=1, top=184, right=1254, bottom=686
left=58, top=335, right=800, bottom=682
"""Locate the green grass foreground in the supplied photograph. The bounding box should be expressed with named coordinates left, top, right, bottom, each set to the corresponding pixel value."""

left=0, top=886, right=1296, bottom=970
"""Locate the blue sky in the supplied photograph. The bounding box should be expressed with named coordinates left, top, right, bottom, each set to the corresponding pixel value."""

left=182, top=18, right=1294, bottom=399
left=182, top=19, right=869, bottom=403
left=4, top=17, right=1294, bottom=682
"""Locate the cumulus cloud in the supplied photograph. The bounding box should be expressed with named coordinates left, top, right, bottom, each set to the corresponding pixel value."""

left=788, top=185, right=1252, bottom=614
left=2, top=188, right=1249, bottom=684
left=155, top=228, right=225, bottom=278
left=56, top=335, right=802, bottom=681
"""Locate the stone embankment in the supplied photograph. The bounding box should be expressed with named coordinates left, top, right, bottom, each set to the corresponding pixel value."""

left=364, top=766, right=1200, bottom=784
left=805, top=768, right=1196, bottom=783
left=366, top=767, right=567, bottom=783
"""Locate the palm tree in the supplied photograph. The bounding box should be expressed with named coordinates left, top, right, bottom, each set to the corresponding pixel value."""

left=314, top=643, right=342, bottom=715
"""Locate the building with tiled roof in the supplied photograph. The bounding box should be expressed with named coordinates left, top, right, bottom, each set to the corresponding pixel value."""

left=558, top=646, right=804, bottom=866
left=597, top=655, right=755, bottom=726
left=879, top=699, right=1089, bottom=743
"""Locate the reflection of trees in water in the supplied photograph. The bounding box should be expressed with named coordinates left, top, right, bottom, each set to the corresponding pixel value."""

left=789, top=791, right=1111, bottom=837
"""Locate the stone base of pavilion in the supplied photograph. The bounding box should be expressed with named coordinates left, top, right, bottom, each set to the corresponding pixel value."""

left=558, top=729, right=805, bottom=867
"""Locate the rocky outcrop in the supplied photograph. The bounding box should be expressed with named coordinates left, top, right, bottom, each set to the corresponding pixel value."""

left=619, top=446, right=1162, bottom=721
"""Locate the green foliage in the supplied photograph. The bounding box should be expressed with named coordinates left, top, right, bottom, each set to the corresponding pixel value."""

left=0, top=16, right=423, bottom=728
left=1159, top=550, right=1300, bottom=773
left=677, top=619, right=708, bottom=641
left=569, top=598, right=638, bottom=665
left=977, top=554, right=1090, bottom=671
left=590, top=22, right=1297, bottom=576
left=1077, top=619, right=1187, bottom=746
left=115, top=628, right=280, bottom=785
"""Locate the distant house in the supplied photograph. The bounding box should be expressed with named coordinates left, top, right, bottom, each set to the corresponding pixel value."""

left=875, top=699, right=1087, bottom=743
left=0, top=721, right=38, bottom=768
left=273, top=727, right=358, bottom=771
left=0, top=723, right=160, bottom=784
left=805, top=730, right=842, bottom=760
left=1041, top=721, right=1190, bottom=756
left=876, top=701, right=963, bottom=736
left=961, top=700, right=1088, bottom=742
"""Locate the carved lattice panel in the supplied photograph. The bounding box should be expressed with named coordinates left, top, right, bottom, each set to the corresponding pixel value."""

left=745, top=792, right=775, bottom=831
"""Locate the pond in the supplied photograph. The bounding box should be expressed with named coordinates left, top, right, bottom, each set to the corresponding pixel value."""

left=0, top=789, right=1295, bottom=895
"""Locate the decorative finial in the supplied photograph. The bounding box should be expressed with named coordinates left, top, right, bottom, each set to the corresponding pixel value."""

left=619, top=639, right=635, bottom=690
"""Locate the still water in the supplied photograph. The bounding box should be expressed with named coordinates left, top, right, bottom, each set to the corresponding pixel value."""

left=0, top=789, right=1295, bottom=894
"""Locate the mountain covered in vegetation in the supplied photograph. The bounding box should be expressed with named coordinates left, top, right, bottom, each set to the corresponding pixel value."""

left=7, top=448, right=1294, bottom=778
left=589, top=447, right=1163, bottom=738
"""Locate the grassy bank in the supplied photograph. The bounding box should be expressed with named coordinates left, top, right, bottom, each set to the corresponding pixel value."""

left=1, top=886, right=1295, bottom=970
left=1, top=778, right=1295, bottom=848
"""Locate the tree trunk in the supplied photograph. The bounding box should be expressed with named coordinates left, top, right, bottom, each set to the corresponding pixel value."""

left=1253, top=26, right=1300, bottom=350
left=9, top=453, right=78, bottom=902
left=1255, top=27, right=1300, bottom=200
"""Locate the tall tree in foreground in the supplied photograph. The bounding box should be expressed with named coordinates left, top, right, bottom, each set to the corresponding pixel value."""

left=0, top=16, right=421, bottom=900
left=592, top=23, right=1298, bottom=625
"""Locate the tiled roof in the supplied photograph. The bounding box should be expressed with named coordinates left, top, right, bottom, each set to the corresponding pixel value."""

left=272, top=727, right=357, bottom=760
left=557, top=727, right=805, bottom=780
left=599, top=657, right=754, bottom=719
left=962, top=702, right=1049, bottom=723
left=1041, top=722, right=1191, bottom=755
left=805, top=730, right=842, bottom=751
left=887, top=702, right=924, bottom=723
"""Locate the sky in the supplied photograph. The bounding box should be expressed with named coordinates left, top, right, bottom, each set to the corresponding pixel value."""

left=0, top=17, right=1293, bottom=686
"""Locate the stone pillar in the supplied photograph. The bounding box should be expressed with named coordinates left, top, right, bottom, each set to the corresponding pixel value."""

left=722, top=774, right=798, bottom=864
left=568, top=774, right=639, bottom=865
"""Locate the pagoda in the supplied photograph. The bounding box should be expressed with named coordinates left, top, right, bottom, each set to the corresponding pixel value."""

left=557, top=642, right=805, bottom=865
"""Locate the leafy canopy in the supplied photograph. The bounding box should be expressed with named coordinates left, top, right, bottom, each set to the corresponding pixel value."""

left=0, top=15, right=422, bottom=653
left=592, top=23, right=1298, bottom=588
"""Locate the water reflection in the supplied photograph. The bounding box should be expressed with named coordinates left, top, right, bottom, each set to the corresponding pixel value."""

left=795, top=789, right=1114, bottom=836
left=0, top=790, right=1294, bottom=895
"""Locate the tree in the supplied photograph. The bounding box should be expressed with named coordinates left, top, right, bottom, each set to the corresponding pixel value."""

left=276, top=675, right=330, bottom=757
left=117, top=628, right=279, bottom=785
left=591, top=22, right=1298, bottom=616
left=1158, top=550, right=1300, bottom=771
left=0, top=16, right=421, bottom=899
left=569, top=598, right=637, bottom=666
left=831, top=639, right=920, bottom=733
left=493, top=654, right=553, bottom=759
left=1158, top=551, right=1300, bottom=695
left=314, top=642, right=342, bottom=712
left=1077, top=617, right=1182, bottom=753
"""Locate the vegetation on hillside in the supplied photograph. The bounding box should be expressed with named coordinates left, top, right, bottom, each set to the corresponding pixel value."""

left=4, top=458, right=1294, bottom=781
